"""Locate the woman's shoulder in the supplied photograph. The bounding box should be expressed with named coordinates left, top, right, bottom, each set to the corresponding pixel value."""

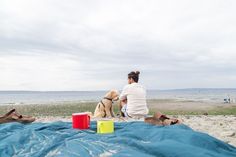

left=122, top=84, right=131, bottom=90
left=129, top=83, right=145, bottom=89
left=133, top=83, right=146, bottom=90
left=123, top=83, right=146, bottom=90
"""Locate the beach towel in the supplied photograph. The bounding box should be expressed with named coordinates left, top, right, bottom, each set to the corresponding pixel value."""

left=0, top=121, right=236, bottom=157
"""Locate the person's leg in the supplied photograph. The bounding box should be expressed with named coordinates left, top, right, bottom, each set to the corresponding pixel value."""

left=119, top=99, right=127, bottom=117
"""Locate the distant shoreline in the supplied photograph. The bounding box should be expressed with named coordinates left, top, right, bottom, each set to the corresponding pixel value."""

left=0, top=88, right=236, bottom=105
left=1, top=88, right=236, bottom=92
left=0, top=98, right=235, bottom=106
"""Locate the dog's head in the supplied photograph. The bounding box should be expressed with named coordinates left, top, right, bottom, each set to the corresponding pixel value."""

left=107, top=90, right=119, bottom=101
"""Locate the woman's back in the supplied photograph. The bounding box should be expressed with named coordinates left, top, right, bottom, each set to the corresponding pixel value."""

left=120, top=82, right=149, bottom=116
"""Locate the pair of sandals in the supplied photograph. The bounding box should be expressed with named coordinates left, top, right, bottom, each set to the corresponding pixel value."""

left=145, top=112, right=181, bottom=126
left=0, top=109, right=35, bottom=124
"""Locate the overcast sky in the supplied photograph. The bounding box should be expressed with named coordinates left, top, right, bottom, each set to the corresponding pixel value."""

left=0, top=0, right=236, bottom=91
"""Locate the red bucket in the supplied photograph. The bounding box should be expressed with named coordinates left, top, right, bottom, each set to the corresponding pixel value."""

left=72, top=113, right=90, bottom=129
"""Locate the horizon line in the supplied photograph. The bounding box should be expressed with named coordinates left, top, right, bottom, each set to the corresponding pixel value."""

left=0, top=88, right=236, bottom=92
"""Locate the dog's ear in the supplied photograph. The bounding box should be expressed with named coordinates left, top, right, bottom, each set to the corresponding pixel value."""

left=111, top=90, right=119, bottom=99
left=105, top=90, right=112, bottom=98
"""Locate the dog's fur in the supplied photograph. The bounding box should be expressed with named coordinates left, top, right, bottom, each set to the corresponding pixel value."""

left=93, top=90, right=119, bottom=118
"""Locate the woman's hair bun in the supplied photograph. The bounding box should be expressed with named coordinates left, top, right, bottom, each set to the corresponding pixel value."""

left=128, top=71, right=140, bottom=82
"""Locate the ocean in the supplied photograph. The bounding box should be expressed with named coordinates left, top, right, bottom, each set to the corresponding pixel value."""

left=0, top=88, right=235, bottom=105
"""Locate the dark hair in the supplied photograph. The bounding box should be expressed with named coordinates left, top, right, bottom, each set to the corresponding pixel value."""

left=128, top=71, right=140, bottom=82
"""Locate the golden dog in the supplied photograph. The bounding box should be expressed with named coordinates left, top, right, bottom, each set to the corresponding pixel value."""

left=94, top=90, right=119, bottom=118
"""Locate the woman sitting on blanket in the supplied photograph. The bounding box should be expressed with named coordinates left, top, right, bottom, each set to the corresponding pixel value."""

left=0, top=109, right=35, bottom=124
left=119, top=71, right=181, bottom=125
left=119, top=71, right=149, bottom=118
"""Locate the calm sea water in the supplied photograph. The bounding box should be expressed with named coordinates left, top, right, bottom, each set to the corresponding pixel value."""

left=0, top=89, right=235, bottom=105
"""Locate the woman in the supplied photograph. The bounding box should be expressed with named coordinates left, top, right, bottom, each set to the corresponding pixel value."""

left=119, top=71, right=149, bottom=118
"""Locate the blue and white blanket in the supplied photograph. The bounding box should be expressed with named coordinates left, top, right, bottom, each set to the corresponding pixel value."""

left=0, top=121, right=236, bottom=157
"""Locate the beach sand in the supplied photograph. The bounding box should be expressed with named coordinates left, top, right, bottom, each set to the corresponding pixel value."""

left=179, top=115, right=236, bottom=147
left=36, top=115, right=236, bottom=147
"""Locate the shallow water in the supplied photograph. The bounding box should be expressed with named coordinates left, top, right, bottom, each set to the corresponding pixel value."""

left=0, top=88, right=235, bottom=105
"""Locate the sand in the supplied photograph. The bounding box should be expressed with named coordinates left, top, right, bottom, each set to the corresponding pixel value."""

left=178, top=115, right=236, bottom=147
left=36, top=115, right=236, bottom=147
left=147, top=101, right=236, bottom=112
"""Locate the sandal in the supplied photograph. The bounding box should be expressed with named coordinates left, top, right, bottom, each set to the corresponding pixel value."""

left=0, top=109, right=35, bottom=124
left=11, top=111, right=35, bottom=123
left=2, top=109, right=16, bottom=118
left=170, top=119, right=179, bottom=125
left=145, top=112, right=182, bottom=126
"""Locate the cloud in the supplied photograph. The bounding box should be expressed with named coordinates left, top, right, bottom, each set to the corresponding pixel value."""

left=0, top=0, right=236, bottom=90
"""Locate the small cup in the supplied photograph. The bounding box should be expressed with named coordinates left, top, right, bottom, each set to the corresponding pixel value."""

left=72, top=113, right=90, bottom=129
left=97, top=120, right=114, bottom=134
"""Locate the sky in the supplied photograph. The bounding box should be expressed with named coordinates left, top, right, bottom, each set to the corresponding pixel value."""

left=0, top=0, right=236, bottom=91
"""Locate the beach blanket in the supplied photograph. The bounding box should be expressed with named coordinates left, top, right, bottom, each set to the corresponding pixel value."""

left=0, top=121, right=236, bottom=157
